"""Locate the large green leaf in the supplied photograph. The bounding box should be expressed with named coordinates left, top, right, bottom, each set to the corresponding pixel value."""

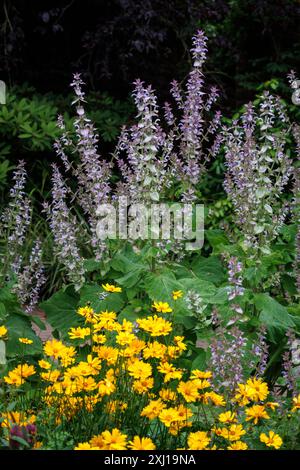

left=5, top=313, right=42, bottom=356
left=254, top=293, right=295, bottom=331
left=144, top=271, right=182, bottom=301
left=190, top=256, right=226, bottom=285
left=40, top=288, right=80, bottom=338
left=80, top=284, right=125, bottom=313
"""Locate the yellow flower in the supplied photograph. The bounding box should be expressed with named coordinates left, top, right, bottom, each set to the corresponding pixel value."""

left=128, top=436, right=156, bottom=450
left=202, top=391, right=226, bottom=406
left=218, top=411, right=237, bottom=424
left=220, top=424, right=246, bottom=441
left=227, top=441, right=248, bottom=450
left=1, top=411, right=36, bottom=428
left=245, top=404, right=270, bottom=424
left=89, top=435, right=106, bottom=449
left=137, top=315, right=172, bottom=337
left=234, top=383, right=252, bottom=406
left=152, top=301, right=173, bottom=313
left=92, top=333, right=107, bottom=344
left=76, top=376, right=98, bottom=392
left=0, top=325, right=8, bottom=338
left=292, top=394, right=300, bottom=412
left=128, top=359, right=152, bottom=379
left=246, top=377, right=269, bottom=402
left=95, top=346, right=119, bottom=365
left=187, top=431, right=210, bottom=450
left=141, top=399, right=166, bottom=420
left=177, top=380, right=199, bottom=402
left=44, top=339, right=66, bottom=359
left=101, top=429, right=127, bottom=450
left=190, top=369, right=212, bottom=380
left=266, top=401, right=279, bottom=411
left=143, top=341, right=167, bottom=359
left=159, top=388, right=177, bottom=402
left=159, top=407, right=180, bottom=427
left=102, top=283, right=122, bottom=293
left=157, top=361, right=183, bottom=382
left=68, top=327, right=91, bottom=340
left=116, top=331, right=136, bottom=346
left=172, top=290, right=183, bottom=300
left=260, top=431, right=283, bottom=450
left=4, top=364, right=36, bottom=386
left=132, top=377, right=154, bottom=394
left=18, top=337, right=33, bottom=344
left=38, top=359, right=52, bottom=370
left=41, top=369, right=61, bottom=383
left=77, top=305, right=96, bottom=322
left=75, top=442, right=100, bottom=450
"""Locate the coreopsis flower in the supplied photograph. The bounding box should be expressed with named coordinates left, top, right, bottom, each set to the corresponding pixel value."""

left=172, top=290, right=183, bottom=300
left=1, top=411, right=36, bottom=429
left=159, top=389, right=178, bottom=402
left=133, top=377, right=154, bottom=394
left=157, top=361, right=183, bottom=382
left=143, top=341, right=167, bottom=359
left=128, top=436, right=156, bottom=450
left=101, top=429, right=127, bottom=450
left=218, top=411, right=237, bottom=424
left=116, top=331, right=136, bottom=346
left=102, top=283, right=122, bottom=293
left=187, top=431, right=210, bottom=450
left=75, top=442, right=100, bottom=450
left=291, top=394, right=300, bottom=412
left=94, top=346, right=119, bottom=365
left=234, top=383, right=253, bottom=406
left=89, top=435, right=105, bottom=449
left=265, top=402, right=279, bottom=411
left=4, top=364, right=36, bottom=386
left=177, top=380, right=199, bottom=402
left=173, top=336, right=187, bottom=353
left=141, top=399, right=166, bottom=420
left=76, top=376, right=97, bottom=392
left=77, top=305, right=95, bottom=322
left=0, top=326, right=8, bottom=338
left=18, top=337, right=33, bottom=344
left=40, top=370, right=61, bottom=383
left=44, top=339, right=66, bottom=359
left=219, top=424, right=246, bottom=441
left=190, top=369, right=212, bottom=380
left=227, top=441, right=248, bottom=450
left=38, top=360, right=51, bottom=370
left=202, top=391, right=226, bottom=406
left=127, top=359, right=152, bottom=379
left=137, top=315, right=172, bottom=337
left=260, top=431, right=283, bottom=450
left=246, top=377, right=269, bottom=401
left=68, top=327, right=91, bottom=340
left=245, top=405, right=270, bottom=424
left=92, top=333, right=107, bottom=344
left=159, top=407, right=180, bottom=427
left=152, top=301, right=173, bottom=313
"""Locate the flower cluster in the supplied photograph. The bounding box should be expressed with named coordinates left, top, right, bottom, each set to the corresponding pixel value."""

left=1, top=287, right=299, bottom=450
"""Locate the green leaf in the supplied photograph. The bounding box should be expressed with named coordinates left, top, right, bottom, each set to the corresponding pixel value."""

left=5, top=314, right=42, bottom=356
left=254, top=293, right=295, bottom=332
left=144, top=271, right=182, bottom=301
left=40, top=288, right=80, bottom=338
left=80, top=284, right=125, bottom=313
left=191, top=256, right=226, bottom=285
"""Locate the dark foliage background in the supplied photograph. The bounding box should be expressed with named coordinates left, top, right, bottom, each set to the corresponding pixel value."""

left=1, top=0, right=300, bottom=106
